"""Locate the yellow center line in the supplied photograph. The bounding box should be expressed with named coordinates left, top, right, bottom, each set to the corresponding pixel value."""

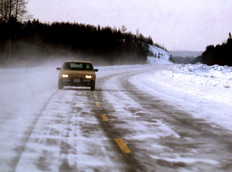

left=114, top=138, right=131, bottom=154
left=95, top=102, right=100, bottom=107
left=101, top=114, right=109, bottom=122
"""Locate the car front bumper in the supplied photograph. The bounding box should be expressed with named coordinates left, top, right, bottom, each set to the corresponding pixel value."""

left=61, top=78, right=94, bottom=87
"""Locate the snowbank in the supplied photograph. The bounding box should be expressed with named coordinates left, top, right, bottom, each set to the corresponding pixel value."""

left=161, top=63, right=232, bottom=105
left=169, top=63, right=232, bottom=79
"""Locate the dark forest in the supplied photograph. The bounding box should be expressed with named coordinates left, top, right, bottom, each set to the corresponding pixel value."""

left=170, top=36, right=232, bottom=66
left=201, top=37, right=232, bottom=66
left=0, top=19, right=155, bottom=65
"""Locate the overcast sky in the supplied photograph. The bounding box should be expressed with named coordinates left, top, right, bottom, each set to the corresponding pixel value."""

left=27, top=0, right=232, bottom=51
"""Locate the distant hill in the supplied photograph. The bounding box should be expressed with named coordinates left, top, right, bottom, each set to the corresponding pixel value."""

left=169, top=51, right=202, bottom=64
left=170, top=51, right=202, bottom=58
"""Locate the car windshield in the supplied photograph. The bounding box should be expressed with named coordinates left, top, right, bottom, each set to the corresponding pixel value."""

left=62, top=62, right=93, bottom=70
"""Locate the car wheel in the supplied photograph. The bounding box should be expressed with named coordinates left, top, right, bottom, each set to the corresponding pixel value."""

left=58, top=80, right=63, bottom=89
left=91, top=81, right=95, bottom=91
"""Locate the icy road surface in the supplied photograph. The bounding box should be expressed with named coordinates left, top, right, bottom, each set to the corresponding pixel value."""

left=0, top=64, right=232, bottom=172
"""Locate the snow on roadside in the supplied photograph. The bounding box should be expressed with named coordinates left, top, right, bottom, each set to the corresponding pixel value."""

left=132, top=49, right=232, bottom=131
left=131, top=45, right=232, bottom=131
left=147, top=45, right=172, bottom=65
left=153, top=63, right=232, bottom=106
left=130, top=65, right=232, bottom=131
left=147, top=45, right=232, bottom=105
left=0, top=65, right=58, bottom=171
left=170, top=63, right=232, bottom=79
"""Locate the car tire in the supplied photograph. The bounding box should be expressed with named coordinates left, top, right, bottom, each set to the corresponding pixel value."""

left=58, top=80, right=63, bottom=89
left=91, top=81, right=95, bottom=91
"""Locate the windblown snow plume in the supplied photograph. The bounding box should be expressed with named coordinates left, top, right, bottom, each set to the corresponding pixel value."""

left=147, top=45, right=171, bottom=65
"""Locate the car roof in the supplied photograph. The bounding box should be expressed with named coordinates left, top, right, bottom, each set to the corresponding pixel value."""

left=64, top=61, right=92, bottom=64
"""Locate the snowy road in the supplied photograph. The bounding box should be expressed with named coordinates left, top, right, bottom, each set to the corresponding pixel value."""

left=96, top=65, right=232, bottom=171
left=1, top=64, right=232, bottom=172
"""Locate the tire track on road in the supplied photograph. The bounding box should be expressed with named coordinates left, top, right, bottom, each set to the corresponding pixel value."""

left=11, top=91, right=58, bottom=172
left=96, top=66, right=232, bottom=171
left=95, top=70, right=154, bottom=172
left=121, top=69, right=232, bottom=171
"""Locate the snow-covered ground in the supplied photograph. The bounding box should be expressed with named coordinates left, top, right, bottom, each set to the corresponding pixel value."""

left=131, top=64, right=232, bottom=131
left=147, top=45, right=172, bottom=65
left=141, top=45, right=232, bottom=131
left=0, top=45, right=232, bottom=171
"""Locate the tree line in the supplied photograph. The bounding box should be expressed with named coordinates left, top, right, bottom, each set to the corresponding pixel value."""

left=0, top=0, right=156, bottom=65
left=0, top=19, right=155, bottom=65
left=200, top=37, right=232, bottom=66
left=170, top=35, right=232, bottom=66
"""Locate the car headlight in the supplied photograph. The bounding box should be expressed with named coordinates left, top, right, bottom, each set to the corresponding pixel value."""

left=85, top=75, right=93, bottom=79
left=62, top=74, right=69, bottom=78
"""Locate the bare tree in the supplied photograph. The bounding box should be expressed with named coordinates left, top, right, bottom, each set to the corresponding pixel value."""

left=0, top=0, right=13, bottom=22
left=0, top=0, right=29, bottom=22
left=14, top=0, right=28, bottom=21
left=0, top=0, right=8, bottom=21
left=121, top=25, right=127, bottom=33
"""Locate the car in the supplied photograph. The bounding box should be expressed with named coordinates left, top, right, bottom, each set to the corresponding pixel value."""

left=56, top=61, right=98, bottom=90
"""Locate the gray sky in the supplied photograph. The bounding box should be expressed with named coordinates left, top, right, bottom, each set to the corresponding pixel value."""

left=27, top=0, right=232, bottom=51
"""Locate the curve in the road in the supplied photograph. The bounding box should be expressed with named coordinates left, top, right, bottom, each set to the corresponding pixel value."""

left=96, top=66, right=232, bottom=171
